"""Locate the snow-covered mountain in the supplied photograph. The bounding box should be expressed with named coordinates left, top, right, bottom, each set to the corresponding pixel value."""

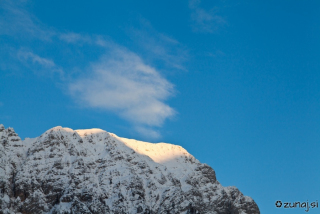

left=0, top=125, right=260, bottom=214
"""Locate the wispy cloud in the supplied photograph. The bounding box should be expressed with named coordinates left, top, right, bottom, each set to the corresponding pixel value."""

left=17, top=50, right=64, bottom=76
left=63, top=33, right=178, bottom=137
left=59, top=33, right=113, bottom=49
left=189, top=0, right=226, bottom=33
left=1, top=1, right=181, bottom=138
left=59, top=33, right=93, bottom=44
left=0, top=0, right=55, bottom=40
left=135, top=126, right=161, bottom=139
left=69, top=47, right=175, bottom=134
left=127, top=19, right=188, bottom=70
left=18, top=51, right=55, bottom=67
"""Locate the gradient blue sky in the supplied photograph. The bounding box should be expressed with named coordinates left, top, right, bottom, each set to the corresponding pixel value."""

left=1, top=1, right=320, bottom=213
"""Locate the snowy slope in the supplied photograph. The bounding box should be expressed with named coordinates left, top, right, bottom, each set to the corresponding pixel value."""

left=0, top=125, right=260, bottom=214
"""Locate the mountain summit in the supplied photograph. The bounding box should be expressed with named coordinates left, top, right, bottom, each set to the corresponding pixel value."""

left=0, top=125, right=260, bottom=214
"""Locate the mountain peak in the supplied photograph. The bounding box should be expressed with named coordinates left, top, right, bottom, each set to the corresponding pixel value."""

left=0, top=124, right=5, bottom=131
left=0, top=125, right=260, bottom=214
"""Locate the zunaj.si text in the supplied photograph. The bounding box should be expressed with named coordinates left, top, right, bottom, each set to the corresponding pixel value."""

left=275, top=200, right=318, bottom=212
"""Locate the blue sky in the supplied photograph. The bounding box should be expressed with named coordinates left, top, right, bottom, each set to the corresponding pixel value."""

left=1, top=0, right=320, bottom=213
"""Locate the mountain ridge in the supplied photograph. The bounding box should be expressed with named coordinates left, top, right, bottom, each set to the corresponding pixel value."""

left=0, top=124, right=260, bottom=214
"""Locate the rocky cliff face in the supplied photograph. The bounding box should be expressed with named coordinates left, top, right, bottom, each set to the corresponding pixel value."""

left=0, top=125, right=259, bottom=214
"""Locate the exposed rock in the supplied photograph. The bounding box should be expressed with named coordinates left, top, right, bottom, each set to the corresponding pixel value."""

left=0, top=125, right=260, bottom=214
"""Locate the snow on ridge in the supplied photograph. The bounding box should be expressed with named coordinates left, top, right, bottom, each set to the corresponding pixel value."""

left=50, top=126, right=193, bottom=159
left=1, top=124, right=197, bottom=172
left=0, top=124, right=260, bottom=214
left=48, top=126, right=74, bottom=133
left=2, top=124, right=198, bottom=184
left=40, top=126, right=198, bottom=172
left=116, top=136, right=193, bottom=163
left=75, top=128, right=106, bottom=137
left=111, top=135, right=199, bottom=177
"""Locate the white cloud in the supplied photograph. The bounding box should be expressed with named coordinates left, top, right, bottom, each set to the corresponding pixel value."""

left=17, top=50, right=63, bottom=76
left=127, top=19, right=188, bottom=70
left=189, top=0, right=226, bottom=33
left=1, top=1, right=181, bottom=138
left=59, top=33, right=113, bottom=49
left=135, top=126, right=161, bottom=139
left=69, top=47, right=175, bottom=129
left=0, top=0, right=55, bottom=40
left=18, top=51, right=55, bottom=67
left=189, top=0, right=201, bottom=9
left=59, top=33, right=93, bottom=44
